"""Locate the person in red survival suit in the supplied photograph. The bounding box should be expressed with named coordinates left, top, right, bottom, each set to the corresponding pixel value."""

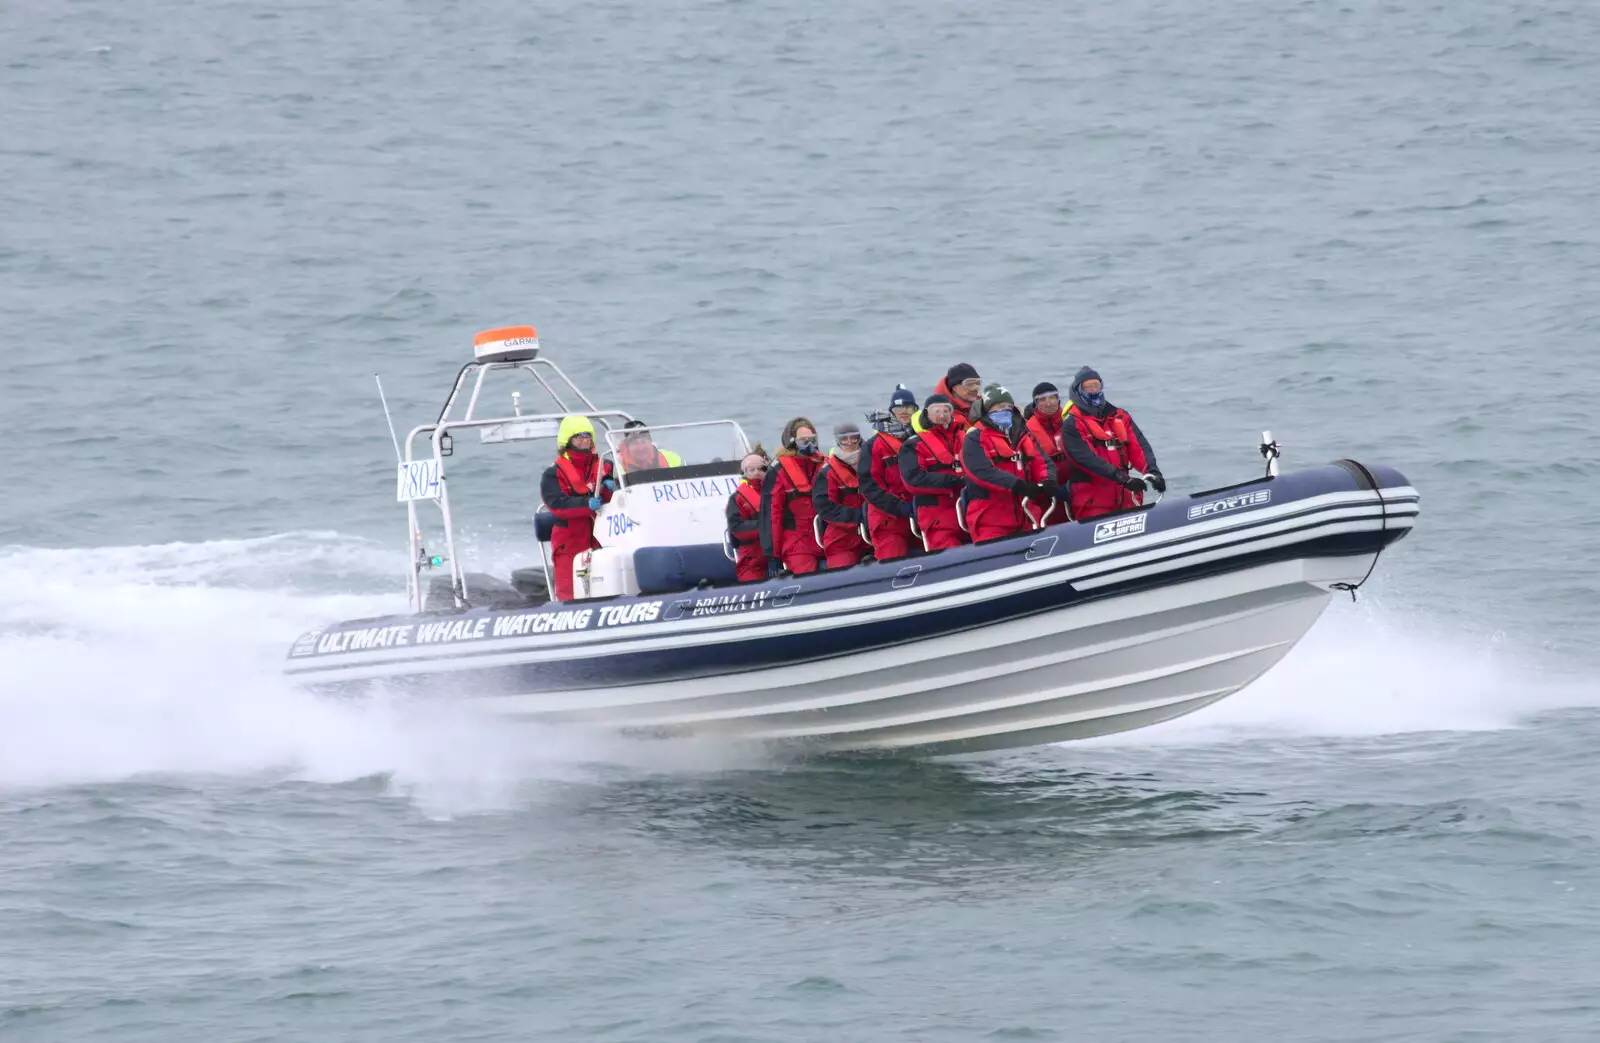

left=760, top=417, right=826, bottom=575
left=811, top=421, right=872, bottom=569
left=614, top=419, right=684, bottom=474
left=724, top=449, right=769, bottom=582
left=931, top=362, right=982, bottom=431
left=539, top=414, right=616, bottom=601
left=1060, top=366, right=1166, bottom=521
left=856, top=384, right=919, bottom=562
left=1022, top=380, right=1072, bottom=525
left=897, top=394, right=970, bottom=551
left=961, top=384, right=1057, bottom=542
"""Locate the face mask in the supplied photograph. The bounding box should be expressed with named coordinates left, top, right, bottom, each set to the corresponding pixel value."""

left=989, top=408, right=1014, bottom=429
left=1082, top=391, right=1106, bottom=411
left=796, top=440, right=819, bottom=455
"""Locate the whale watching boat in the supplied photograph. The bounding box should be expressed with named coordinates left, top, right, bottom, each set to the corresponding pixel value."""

left=286, top=326, right=1420, bottom=755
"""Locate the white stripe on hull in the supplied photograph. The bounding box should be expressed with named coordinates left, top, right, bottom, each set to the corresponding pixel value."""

left=478, top=554, right=1361, bottom=754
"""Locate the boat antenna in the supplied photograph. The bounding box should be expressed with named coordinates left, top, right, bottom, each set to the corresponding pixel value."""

left=374, top=374, right=403, bottom=464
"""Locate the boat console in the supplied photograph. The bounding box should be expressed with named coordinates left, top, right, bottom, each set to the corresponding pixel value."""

left=395, top=326, right=753, bottom=613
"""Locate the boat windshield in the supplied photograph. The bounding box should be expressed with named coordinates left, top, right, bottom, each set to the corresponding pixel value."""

left=606, top=420, right=751, bottom=483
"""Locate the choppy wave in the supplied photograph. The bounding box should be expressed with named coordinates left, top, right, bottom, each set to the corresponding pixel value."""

left=1, top=534, right=1594, bottom=810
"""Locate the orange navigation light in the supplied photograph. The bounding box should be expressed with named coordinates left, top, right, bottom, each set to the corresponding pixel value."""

left=473, top=325, right=540, bottom=363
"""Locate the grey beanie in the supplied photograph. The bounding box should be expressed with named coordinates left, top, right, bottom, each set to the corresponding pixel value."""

left=833, top=420, right=862, bottom=441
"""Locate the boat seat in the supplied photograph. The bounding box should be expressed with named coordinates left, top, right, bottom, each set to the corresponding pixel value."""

left=634, top=543, right=738, bottom=595
left=510, top=567, right=550, bottom=604
left=426, top=571, right=530, bottom=610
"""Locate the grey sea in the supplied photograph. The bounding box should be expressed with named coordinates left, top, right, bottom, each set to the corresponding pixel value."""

left=4, top=0, right=1599, bottom=1040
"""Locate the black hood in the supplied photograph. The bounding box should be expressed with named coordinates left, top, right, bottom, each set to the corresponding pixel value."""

left=1069, top=366, right=1107, bottom=415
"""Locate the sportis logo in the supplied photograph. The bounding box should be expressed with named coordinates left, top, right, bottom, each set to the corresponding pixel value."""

left=1188, top=489, right=1272, bottom=521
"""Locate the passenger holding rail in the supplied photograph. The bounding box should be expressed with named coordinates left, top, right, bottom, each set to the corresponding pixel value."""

left=812, top=422, right=871, bottom=570
left=898, top=394, right=969, bottom=551
left=961, top=385, right=1056, bottom=543
left=1023, top=381, right=1072, bottom=525
left=1060, top=366, right=1166, bottom=521
left=761, top=418, right=825, bottom=575
left=614, top=419, right=683, bottom=474
left=857, top=385, right=919, bottom=562
left=725, top=450, right=769, bottom=583
left=540, top=415, right=616, bottom=601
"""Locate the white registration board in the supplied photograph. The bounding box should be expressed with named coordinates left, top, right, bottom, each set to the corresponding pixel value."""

left=396, top=459, right=443, bottom=502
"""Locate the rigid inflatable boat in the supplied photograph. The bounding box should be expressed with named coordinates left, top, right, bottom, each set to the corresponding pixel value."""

left=286, top=327, right=1420, bottom=755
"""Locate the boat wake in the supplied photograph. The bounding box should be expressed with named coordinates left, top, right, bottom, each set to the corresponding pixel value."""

left=0, top=534, right=1592, bottom=809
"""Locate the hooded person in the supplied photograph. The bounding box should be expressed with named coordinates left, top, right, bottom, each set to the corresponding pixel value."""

left=960, top=384, right=1057, bottom=542
left=856, top=384, right=920, bottom=562
left=760, top=416, right=826, bottom=575
left=614, top=419, right=683, bottom=473
left=897, top=392, right=970, bottom=551
left=725, top=448, right=769, bottom=582
left=931, top=362, right=981, bottom=430
left=811, top=421, right=872, bottom=569
left=1059, top=366, right=1165, bottom=520
left=539, top=414, right=616, bottom=601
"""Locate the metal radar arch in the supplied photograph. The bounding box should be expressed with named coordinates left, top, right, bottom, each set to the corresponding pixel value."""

left=394, top=326, right=636, bottom=612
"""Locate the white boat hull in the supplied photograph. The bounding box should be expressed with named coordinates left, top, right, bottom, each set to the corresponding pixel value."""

left=289, top=466, right=1418, bottom=756
left=488, top=554, right=1351, bottom=754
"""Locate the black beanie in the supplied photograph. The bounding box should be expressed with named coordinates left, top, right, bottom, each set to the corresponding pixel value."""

left=1031, top=381, right=1059, bottom=400
left=945, top=362, right=979, bottom=386
left=923, top=392, right=952, bottom=410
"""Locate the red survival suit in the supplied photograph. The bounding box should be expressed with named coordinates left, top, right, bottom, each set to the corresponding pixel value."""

left=857, top=429, right=916, bottom=561
left=725, top=478, right=768, bottom=582
left=1062, top=403, right=1150, bottom=520
left=539, top=449, right=614, bottom=601
left=898, top=421, right=970, bottom=551
left=1024, top=405, right=1071, bottom=525
left=763, top=452, right=825, bottom=574
left=811, top=452, right=871, bottom=569
left=961, top=420, right=1054, bottom=542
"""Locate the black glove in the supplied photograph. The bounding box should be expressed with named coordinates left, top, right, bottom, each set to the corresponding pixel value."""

left=1122, top=473, right=1147, bottom=494
left=1038, top=480, right=1059, bottom=499
left=1146, top=471, right=1166, bottom=494
left=1016, top=481, right=1045, bottom=499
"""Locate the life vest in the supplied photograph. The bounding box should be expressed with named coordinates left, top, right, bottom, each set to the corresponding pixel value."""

left=554, top=452, right=601, bottom=495
left=1026, top=410, right=1066, bottom=463
left=774, top=454, right=822, bottom=533
left=778, top=455, right=816, bottom=494
left=919, top=425, right=964, bottom=471
left=977, top=424, right=1024, bottom=470
left=735, top=481, right=761, bottom=516
left=1065, top=405, right=1134, bottom=471
left=822, top=455, right=863, bottom=519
